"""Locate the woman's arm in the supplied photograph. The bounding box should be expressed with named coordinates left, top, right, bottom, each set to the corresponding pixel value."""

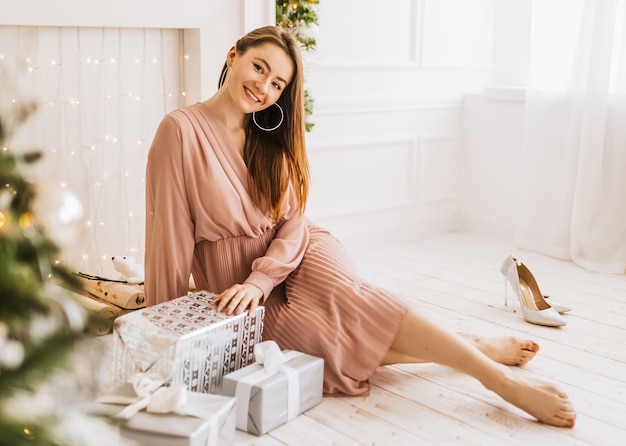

left=246, top=211, right=309, bottom=297
left=216, top=186, right=309, bottom=315
left=144, top=114, right=196, bottom=306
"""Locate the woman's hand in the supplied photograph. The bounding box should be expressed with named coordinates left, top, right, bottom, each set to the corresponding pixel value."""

left=215, top=283, right=263, bottom=316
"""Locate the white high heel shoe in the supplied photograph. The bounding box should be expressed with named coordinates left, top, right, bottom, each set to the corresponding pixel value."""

left=501, top=256, right=571, bottom=314
left=543, top=295, right=572, bottom=314
left=500, top=255, right=567, bottom=327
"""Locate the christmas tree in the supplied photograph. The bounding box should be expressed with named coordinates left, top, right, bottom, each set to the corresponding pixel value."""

left=0, top=96, right=113, bottom=445
left=276, top=0, right=320, bottom=132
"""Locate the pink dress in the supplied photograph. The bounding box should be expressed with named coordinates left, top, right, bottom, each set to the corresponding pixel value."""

left=145, top=103, right=413, bottom=396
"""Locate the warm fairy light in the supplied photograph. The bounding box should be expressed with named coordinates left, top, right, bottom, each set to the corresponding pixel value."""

left=0, top=212, right=6, bottom=229
left=184, top=54, right=189, bottom=60
left=19, top=212, right=35, bottom=229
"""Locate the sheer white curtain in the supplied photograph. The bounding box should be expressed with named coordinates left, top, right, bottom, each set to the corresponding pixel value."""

left=515, top=0, right=626, bottom=273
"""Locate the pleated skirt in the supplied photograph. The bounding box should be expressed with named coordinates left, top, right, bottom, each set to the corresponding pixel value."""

left=192, top=224, right=413, bottom=396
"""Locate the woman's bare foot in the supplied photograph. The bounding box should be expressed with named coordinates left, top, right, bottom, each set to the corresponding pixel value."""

left=460, top=333, right=540, bottom=366
left=493, top=369, right=576, bottom=427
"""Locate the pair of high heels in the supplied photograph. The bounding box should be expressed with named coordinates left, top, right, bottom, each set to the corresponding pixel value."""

left=500, top=255, right=571, bottom=327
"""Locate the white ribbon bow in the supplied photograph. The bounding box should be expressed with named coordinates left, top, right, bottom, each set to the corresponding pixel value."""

left=97, top=373, right=218, bottom=446
left=234, top=341, right=301, bottom=431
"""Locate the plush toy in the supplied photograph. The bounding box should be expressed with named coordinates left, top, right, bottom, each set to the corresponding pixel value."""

left=111, top=255, right=144, bottom=284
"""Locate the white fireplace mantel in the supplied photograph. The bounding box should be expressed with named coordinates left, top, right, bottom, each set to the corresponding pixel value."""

left=0, top=0, right=275, bottom=99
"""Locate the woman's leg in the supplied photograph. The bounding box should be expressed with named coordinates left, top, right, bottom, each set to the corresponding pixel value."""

left=383, top=333, right=540, bottom=367
left=384, top=308, right=576, bottom=428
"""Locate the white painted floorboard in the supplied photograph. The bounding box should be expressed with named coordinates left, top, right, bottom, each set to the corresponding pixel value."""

left=234, top=232, right=626, bottom=446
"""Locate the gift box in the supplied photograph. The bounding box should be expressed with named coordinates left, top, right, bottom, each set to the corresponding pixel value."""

left=112, top=291, right=264, bottom=394
left=220, top=341, right=324, bottom=436
left=91, top=375, right=236, bottom=446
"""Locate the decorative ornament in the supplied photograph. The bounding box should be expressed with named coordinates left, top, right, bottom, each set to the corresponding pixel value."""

left=33, top=182, right=84, bottom=249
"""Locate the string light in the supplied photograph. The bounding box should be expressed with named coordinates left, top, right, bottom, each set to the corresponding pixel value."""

left=5, top=26, right=184, bottom=275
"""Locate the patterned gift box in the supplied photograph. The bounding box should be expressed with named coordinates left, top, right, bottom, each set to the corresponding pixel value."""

left=220, top=341, right=324, bottom=436
left=92, top=381, right=236, bottom=446
left=112, top=291, right=264, bottom=393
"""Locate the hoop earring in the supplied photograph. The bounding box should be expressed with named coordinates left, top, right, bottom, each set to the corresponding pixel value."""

left=218, top=67, right=229, bottom=94
left=252, top=103, right=284, bottom=132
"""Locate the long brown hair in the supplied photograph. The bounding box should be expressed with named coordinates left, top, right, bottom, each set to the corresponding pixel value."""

left=217, top=26, right=310, bottom=222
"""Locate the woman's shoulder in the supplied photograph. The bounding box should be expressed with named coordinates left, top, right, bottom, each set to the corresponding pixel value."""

left=165, top=102, right=207, bottom=123
left=155, top=104, right=216, bottom=137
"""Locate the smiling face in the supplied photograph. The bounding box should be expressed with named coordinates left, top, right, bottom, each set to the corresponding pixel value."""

left=226, top=42, right=295, bottom=115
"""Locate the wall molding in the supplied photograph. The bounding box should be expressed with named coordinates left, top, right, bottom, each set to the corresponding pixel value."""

left=306, top=133, right=420, bottom=218
left=313, top=97, right=462, bottom=116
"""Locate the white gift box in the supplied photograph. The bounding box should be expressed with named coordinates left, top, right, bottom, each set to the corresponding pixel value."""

left=92, top=376, right=236, bottom=446
left=112, top=291, right=264, bottom=393
left=220, top=341, right=324, bottom=436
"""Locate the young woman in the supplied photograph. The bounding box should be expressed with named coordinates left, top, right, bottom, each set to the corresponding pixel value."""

left=144, top=25, right=576, bottom=428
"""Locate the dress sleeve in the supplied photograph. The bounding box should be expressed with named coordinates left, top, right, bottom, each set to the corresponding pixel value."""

left=244, top=187, right=309, bottom=300
left=144, top=114, right=195, bottom=306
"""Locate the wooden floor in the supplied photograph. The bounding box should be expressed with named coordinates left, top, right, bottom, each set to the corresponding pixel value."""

left=234, top=232, right=626, bottom=446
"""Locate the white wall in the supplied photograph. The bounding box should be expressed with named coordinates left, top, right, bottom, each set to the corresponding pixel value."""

left=458, top=0, right=534, bottom=241
left=304, top=0, right=495, bottom=254
left=460, top=94, right=525, bottom=240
